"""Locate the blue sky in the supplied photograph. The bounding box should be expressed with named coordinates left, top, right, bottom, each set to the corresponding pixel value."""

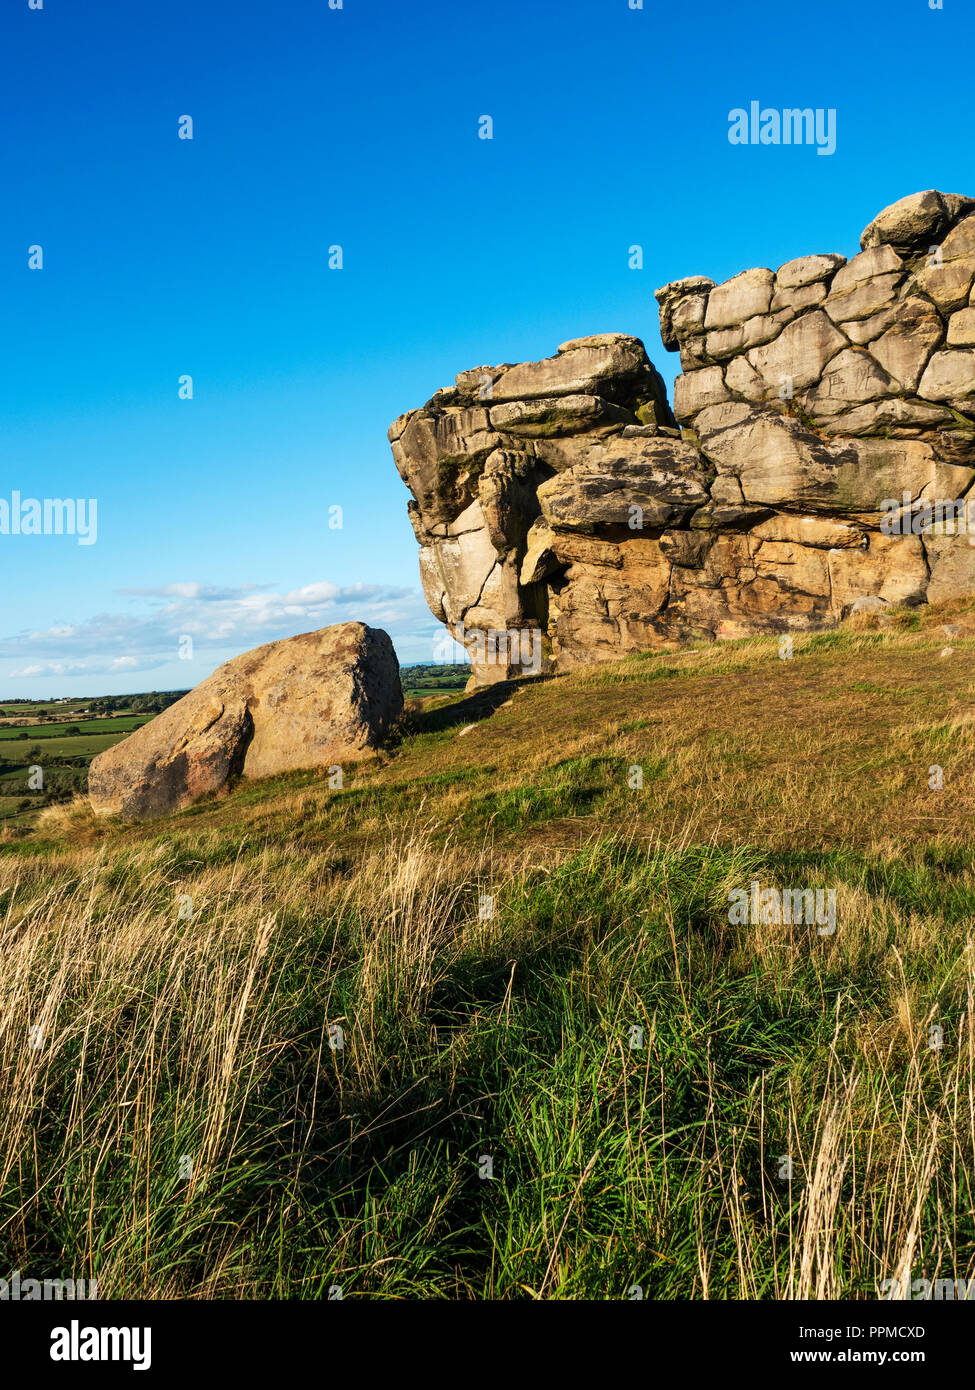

left=1, top=0, right=972, bottom=696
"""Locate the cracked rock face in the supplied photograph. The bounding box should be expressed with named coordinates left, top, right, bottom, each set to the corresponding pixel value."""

left=391, top=192, right=975, bottom=685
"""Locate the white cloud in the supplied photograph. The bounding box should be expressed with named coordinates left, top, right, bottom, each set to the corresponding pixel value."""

left=0, top=578, right=436, bottom=682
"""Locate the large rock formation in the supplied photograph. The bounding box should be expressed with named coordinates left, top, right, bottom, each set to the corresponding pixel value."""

left=89, top=623, right=402, bottom=819
left=391, top=191, right=975, bottom=683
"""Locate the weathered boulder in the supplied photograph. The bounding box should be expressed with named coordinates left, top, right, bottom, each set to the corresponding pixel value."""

left=88, top=623, right=402, bottom=819
left=925, top=529, right=975, bottom=604
left=746, top=310, right=848, bottom=394
left=655, top=277, right=714, bottom=352
left=392, top=191, right=975, bottom=682
left=537, top=438, right=710, bottom=533
left=860, top=190, right=975, bottom=258
left=386, top=332, right=672, bottom=682
left=490, top=334, right=670, bottom=407
left=704, top=268, right=775, bottom=329
left=918, top=349, right=975, bottom=407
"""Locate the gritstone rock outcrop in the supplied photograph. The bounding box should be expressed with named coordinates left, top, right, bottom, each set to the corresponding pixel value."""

left=88, top=622, right=403, bottom=820
left=391, top=190, right=975, bottom=685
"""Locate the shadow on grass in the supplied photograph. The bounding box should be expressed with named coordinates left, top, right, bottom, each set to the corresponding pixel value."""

left=387, top=676, right=554, bottom=744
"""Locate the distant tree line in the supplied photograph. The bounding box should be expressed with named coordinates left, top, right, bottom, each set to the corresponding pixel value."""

left=88, top=690, right=190, bottom=715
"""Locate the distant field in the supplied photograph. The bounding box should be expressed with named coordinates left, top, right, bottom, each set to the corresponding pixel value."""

left=0, top=716, right=152, bottom=824
left=405, top=686, right=468, bottom=699
left=401, top=663, right=470, bottom=699
left=0, top=730, right=141, bottom=764
left=0, top=715, right=151, bottom=741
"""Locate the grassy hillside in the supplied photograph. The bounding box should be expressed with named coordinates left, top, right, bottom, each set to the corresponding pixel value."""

left=1, top=606, right=974, bottom=1298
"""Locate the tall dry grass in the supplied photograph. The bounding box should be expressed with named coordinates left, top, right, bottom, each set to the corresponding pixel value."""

left=3, top=824, right=972, bottom=1296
